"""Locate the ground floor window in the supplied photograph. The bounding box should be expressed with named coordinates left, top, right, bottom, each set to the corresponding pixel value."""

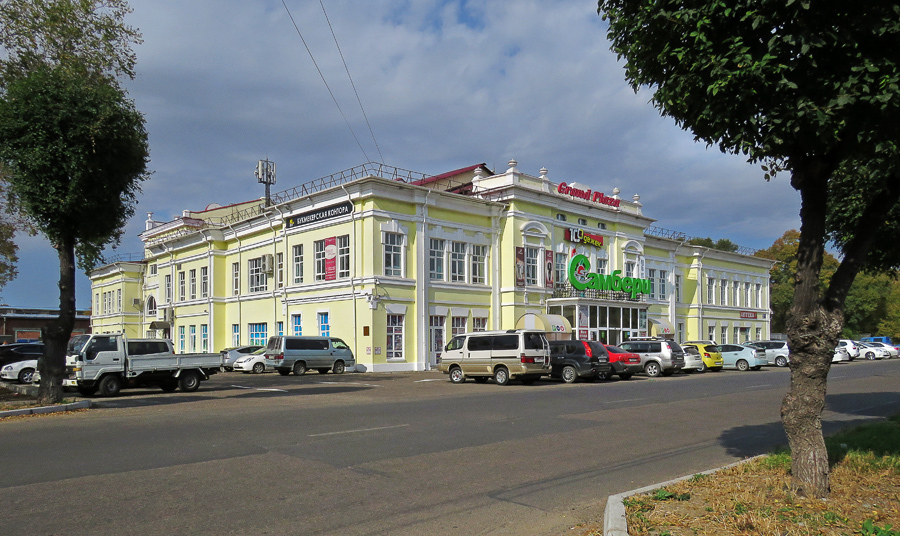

left=292, top=314, right=302, bottom=336
left=201, top=324, right=208, bottom=352
left=708, top=325, right=715, bottom=342
left=318, top=312, right=330, bottom=336
left=473, top=317, right=487, bottom=332
left=721, top=325, right=728, bottom=345
left=451, top=316, right=466, bottom=337
left=232, top=324, right=240, bottom=347
left=430, top=316, right=445, bottom=364
left=549, top=304, right=646, bottom=345
left=386, top=314, right=404, bottom=360
left=249, top=323, right=267, bottom=346
left=189, top=325, right=196, bottom=352
left=277, top=321, right=284, bottom=337
left=178, top=326, right=185, bottom=353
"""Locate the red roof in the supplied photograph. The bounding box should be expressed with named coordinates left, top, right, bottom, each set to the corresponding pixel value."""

left=410, top=163, right=491, bottom=187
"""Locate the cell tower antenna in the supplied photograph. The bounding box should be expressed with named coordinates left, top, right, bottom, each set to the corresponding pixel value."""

left=255, top=159, right=276, bottom=206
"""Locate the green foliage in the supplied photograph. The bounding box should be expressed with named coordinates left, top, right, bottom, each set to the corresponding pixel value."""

left=650, top=488, right=690, bottom=501
left=861, top=519, right=900, bottom=536
left=688, top=236, right=738, bottom=252
left=0, top=62, right=148, bottom=271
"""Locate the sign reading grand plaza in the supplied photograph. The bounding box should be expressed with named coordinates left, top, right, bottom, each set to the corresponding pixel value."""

left=90, top=160, right=775, bottom=371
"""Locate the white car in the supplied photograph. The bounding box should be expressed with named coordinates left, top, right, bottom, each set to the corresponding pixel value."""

left=857, top=342, right=890, bottom=360
left=862, top=341, right=897, bottom=359
left=1, top=359, right=37, bottom=383
left=837, top=339, right=860, bottom=361
left=232, top=348, right=269, bottom=373
left=832, top=347, right=849, bottom=363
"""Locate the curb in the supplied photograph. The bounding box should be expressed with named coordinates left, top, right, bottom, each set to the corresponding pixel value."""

left=603, top=455, right=765, bottom=536
left=0, top=399, right=91, bottom=418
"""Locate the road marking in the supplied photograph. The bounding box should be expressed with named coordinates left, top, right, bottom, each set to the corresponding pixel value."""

left=231, top=385, right=287, bottom=392
left=415, top=379, right=445, bottom=382
left=603, top=398, right=647, bottom=404
left=746, top=384, right=772, bottom=389
left=308, top=424, right=410, bottom=437
left=316, top=381, right=382, bottom=387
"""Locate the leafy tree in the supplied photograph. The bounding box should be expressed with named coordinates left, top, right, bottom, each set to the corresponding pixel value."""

left=597, top=0, right=900, bottom=497
left=688, top=236, right=739, bottom=252
left=0, top=0, right=147, bottom=404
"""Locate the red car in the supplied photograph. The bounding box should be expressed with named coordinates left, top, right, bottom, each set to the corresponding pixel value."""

left=602, top=344, right=643, bottom=380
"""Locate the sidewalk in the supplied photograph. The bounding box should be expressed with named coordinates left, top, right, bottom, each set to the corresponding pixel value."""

left=0, top=380, right=91, bottom=417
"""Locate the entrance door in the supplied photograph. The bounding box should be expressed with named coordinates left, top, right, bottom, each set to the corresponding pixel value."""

left=429, top=316, right=445, bottom=367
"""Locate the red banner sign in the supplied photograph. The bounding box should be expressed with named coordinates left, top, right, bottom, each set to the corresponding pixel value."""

left=739, top=311, right=757, bottom=319
left=325, top=236, right=337, bottom=281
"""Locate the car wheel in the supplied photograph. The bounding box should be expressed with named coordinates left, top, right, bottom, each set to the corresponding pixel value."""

left=98, top=375, right=122, bottom=397
left=494, top=367, right=510, bottom=386
left=697, top=362, right=707, bottom=373
left=277, top=369, right=291, bottom=376
left=644, top=362, right=661, bottom=377
left=775, top=356, right=789, bottom=367
left=18, top=367, right=34, bottom=384
left=333, top=361, right=346, bottom=374
left=561, top=365, right=578, bottom=384
left=293, top=362, right=307, bottom=375
left=179, top=371, right=200, bottom=392
left=618, top=373, right=632, bottom=380
left=473, top=376, right=488, bottom=383
left=252, top=362, right=265, bottom=374
left=736, top=359, right=749, bottom=372
left=449, top=367, right=465, bottom=384
left=866, top=352, right=876, bottom=360
left=160, top=381, right=178, bottom=392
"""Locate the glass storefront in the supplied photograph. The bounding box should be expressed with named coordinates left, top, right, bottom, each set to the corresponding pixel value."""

left=548, top=302, right=647, bottom=344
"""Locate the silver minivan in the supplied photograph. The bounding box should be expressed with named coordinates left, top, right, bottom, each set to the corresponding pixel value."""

left=437, top=329, right=550, bottom=385
left=265, top=336, right=355, bottom=376
left=618, top=337, right=685, bottom=377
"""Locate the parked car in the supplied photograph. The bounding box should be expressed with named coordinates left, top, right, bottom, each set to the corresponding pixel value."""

left=744, top=340, right=790, bottom=367
left=857, top=341, right=890, bottom=360
left=681, top=344, right=704, bottom=373
left=265, top=336, right=356, bottom=376
left=838, top=339, right=860, bottom=361
left=548, top=340, right=611, bottom=383
left=717, top=344, right=767, bottom=371
left=0, top=358, right=37, bottom=383
left=618, top=337, right=685, bottom=377
left=862, top=341, right=897, bottom=359
left=220, top=345, right=263, bottom=371
left=681, top=341, right=724, bottom=372
left=603, top=344, right=643, bottom=380
left=0, top=342, right=44, bottom=368
left=859, top=336, right=894, bottom=347
left=833, top=347, right=850, bottom=363
left=438, top=330, right=550, bottom=385
left=232, top=347, right=269, bottom=373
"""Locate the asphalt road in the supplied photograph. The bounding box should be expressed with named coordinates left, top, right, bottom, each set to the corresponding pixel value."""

left=1, top=359, right=898, bottom=536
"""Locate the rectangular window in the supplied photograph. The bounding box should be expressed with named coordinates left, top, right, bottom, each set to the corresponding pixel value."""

left=178, top=271, right=186, bottom=301
left=117, top=289, right=122, bottom=312
left=675, top=275, right=682, bottom=302
left=755, top=283, right=762, bottom=309
left=430, top=316, right=445, bottom=361
left=525, top=247, right=539, bottom=286
left=756, top=327, right=762, bottom=341
left=708, top=324, right=715, bottom=342
left=232, top=262, right=240, bottom=296
left=337, top=235, right=350, bottom=278
left=450, top=242, right=467, bottom=282
left=473, top=317, right=487, bottom=332
left=189, top=269, right=197, bottom=300
left=384, top=232, right=403, bottom=277
left=677, top=322, right=685, bottom=342
left=386, top=314, right=404, bottom=360
left=200, top=267, right=208, bottom=298
left=658, top=270, right=668, bottom=299
left=314, top=240, right=326, bottom=281
left=451, top=316, right=467, bottom=337
left=149, top=264, right=157, bottom=276
left=292, top=244, right=304, bottom=284
left=277, top=321, right=283, bottom=337
left=648, top=269, right=656, bottom=298
left=732, top=281, right=740, bottom=307
left=276, top=253, right=284, bottom=289
left=734, top=327, right=740, bottom=345
left=291, top=314, right=302, bottom=336
left=721, top=325, right=728, bottom=345
left=248, top=257, right=267, bottom=293
left=555, top=252, right=567, bottom=286
left=178, top=326, right=185, bottom=353
left=429, top=239, right=445, bottom=280
left=189, top=325, right=196, bottom=352
left=720, top=280, right=728, bottom=306
left=706, top=277, right=715, bottom=305
left=201, top=324, right=208, bottom=352
left=471, top=245, right=487, bottom=284
left=248, top=323, right=267, bottom=346
left=596, top=258, right=608, bottom=276
left=232, top=324, right=240, bottom=346
left=318, top=312, right=330, bottom=337
left=625, top=261, right=636, bottom=278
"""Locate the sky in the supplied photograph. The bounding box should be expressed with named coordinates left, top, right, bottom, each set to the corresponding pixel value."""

left=1, top=0, right=800, bottom=309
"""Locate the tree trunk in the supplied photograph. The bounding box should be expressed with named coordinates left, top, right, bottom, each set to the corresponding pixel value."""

left=37, top=237, right=76, bottom=405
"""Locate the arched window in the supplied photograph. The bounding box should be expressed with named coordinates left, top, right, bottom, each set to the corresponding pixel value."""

left=146, top=295, right=157, bottom=317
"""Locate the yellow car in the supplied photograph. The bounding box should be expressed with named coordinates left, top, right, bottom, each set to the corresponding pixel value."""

left=682, top=341, right=724, bottom=372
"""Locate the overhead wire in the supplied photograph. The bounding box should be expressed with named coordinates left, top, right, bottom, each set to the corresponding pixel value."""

left=280, top=0, right=371, bottom=163
left=318, top=0, right=384, bottom=164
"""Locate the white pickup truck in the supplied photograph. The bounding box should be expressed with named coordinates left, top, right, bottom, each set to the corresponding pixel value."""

left=63, top=333, right=223, bottom=397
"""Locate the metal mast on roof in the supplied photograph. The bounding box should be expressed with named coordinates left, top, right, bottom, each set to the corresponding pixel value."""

left=256, top=159, right=276, bottom=207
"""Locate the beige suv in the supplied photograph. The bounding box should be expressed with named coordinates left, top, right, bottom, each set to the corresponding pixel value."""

left=438, top=330, right=550, bottom=385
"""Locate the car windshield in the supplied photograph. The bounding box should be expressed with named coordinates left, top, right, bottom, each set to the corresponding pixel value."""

left=605, top=345, right=626, bottom=353
left=67, top=335, right=91, bottom=354
left=667, top=340, right=684, bottom=352
left=252, top=347, right=267, bottom=355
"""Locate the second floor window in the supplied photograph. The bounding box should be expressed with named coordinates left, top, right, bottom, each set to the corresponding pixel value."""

left=429, top=239, right=445, bottom=280
left=178, top=271, right=185, bottom=301
left=164, top=275, right=172, bottom=303
left=450, top=242, right=466, bottom=282
left=471, top=245, right=487, bottom=285
left=525, top=247, right=539, bottom=286
left=292, top=244, right=304, bottom=284
left=232, top=262, right=240, bottom=296
left=189, top=269, right=197, bottom=299
left=200, top=267, right=208, bottom=298
left=384, top=232, right=403, bottom=276
left=248, top=258, right=267, bottom=293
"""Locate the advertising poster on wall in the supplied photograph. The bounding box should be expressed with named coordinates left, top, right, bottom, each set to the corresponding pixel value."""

left=545, top=249, right=554, bottom=288
left=515, top=247, right=525, bottom=287
left=325, top=236, right=337, bottom=281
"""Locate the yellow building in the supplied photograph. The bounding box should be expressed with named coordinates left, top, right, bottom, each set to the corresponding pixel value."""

left=90, top=160, right=775, bottom=371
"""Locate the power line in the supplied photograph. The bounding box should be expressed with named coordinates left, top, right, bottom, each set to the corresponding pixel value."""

left=280, top=0, right=371, bottom=162
left=318, top=0, right=384, bottom=164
